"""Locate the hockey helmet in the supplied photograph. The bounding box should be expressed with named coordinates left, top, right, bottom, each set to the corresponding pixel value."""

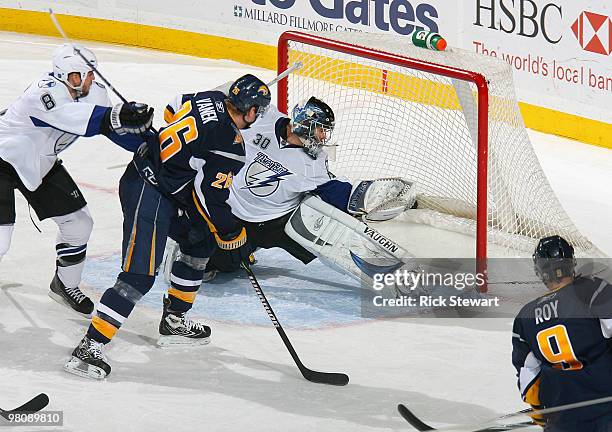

left=533, top=235, right=576, bottom=284
left=53, top=44, right=97, bottom=96
left=291, top=97, right=335, bottom=158
left=228, top=74, right=271, bottom=118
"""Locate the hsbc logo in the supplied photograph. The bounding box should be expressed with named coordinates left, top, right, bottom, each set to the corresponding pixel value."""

left=571, top=11, right=611, bottom=56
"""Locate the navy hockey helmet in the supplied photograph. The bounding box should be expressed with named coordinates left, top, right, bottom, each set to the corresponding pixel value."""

left=228, top=74, right=271, bottom=118
left=291, top=97, right=335, bottom=158
left=533, top=235, right=576, bottom=284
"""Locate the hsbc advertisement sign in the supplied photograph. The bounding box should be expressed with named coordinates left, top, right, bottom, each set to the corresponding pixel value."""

left=467, top=0, right=611, bottom=123
left=571, top=11, right=612, bottom=56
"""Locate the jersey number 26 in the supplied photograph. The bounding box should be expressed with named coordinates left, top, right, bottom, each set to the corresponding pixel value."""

left=160, top=100, right=198, bottom=162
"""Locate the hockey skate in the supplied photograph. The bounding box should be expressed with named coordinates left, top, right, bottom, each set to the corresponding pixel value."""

left=64, top=336, right=111, bottom=380
left=48, top=272, right=94, bottom=317
left=158, top=296, right=211, bottom=347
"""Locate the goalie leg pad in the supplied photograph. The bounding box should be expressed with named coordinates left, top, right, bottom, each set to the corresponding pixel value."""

left=285, top=196, right=416, bottom=288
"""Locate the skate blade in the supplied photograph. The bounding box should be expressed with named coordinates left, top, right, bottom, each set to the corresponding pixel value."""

left=157, top=335, right=211, bottom=348
left=48, top=291, right=92, bottom=318
left=63, top=357, right=108, bottom=380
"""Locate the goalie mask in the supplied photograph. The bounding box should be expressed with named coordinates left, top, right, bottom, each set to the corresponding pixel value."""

left=291, top=97, right=335, bottom=159
left=532, top=235, right=576, bottom=284
left=53, top=44, right=97, bottom=98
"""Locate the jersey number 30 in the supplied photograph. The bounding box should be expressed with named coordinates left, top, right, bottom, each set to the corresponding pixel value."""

left=536, top=325, right=583, bottom=370
left=160, top=100, right=198, bottom=162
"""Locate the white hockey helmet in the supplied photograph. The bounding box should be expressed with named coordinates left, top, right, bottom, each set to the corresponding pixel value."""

left=52, top=44, right=97, bottom=96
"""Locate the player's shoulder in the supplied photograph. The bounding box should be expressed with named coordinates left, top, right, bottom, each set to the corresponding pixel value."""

left=190, top=90, right=230, bottom=124
left=575, top=275, right=612, bottom=307
left=16, top=75, right=72, bottom=114
left=191, top=90, right=227, bottom=108
left=23, top=73, right=72, bottom=108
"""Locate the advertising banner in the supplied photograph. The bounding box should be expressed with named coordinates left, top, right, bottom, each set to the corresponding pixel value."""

left=0, top=0, right=609, bottom=140
left=463, top=0, right=611, bottom=124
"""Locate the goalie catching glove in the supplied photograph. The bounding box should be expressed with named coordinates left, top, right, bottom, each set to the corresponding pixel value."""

left=106, top=102, right=154, bottom=135
left=214, top=227, right=254, bottom=266
left=348, top=178, right=417, bottom=222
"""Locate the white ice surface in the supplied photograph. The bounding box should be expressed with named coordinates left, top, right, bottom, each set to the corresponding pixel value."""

left=1, top=32, right=611, bottom=431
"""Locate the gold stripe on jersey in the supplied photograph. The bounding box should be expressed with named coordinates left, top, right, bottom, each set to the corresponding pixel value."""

left=192, top=190, right=217, bottom=233
left=149, top=225, right=156, bottom=276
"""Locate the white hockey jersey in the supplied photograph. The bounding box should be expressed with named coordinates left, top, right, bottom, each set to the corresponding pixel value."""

left=228, top=105, right=335, bottom=222
left=0, top=73, right=112, bottom=191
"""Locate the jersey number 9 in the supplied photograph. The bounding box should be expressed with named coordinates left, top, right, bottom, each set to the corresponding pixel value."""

left=536, top=325, right=583, bottom=370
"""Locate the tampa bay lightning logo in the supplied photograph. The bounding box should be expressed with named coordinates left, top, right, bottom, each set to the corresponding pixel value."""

left=242, top=152, right=292, bottom=197
left=53, top=133, right=78, bottom=155
left=38, top=79, right=56, bottom=88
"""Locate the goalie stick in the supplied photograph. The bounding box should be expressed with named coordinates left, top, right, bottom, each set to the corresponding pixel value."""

left=398, top=394, right=612, bottom=432
left=0, top=393, right=50, bottom=419
left=241, top=262, right=349, bottom=386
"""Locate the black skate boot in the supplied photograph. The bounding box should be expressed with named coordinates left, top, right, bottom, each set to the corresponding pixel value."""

left=48, top=272, right=94, bottom=317
left=64, top=336, right=111, bottom=380
left=158, top=296, right=211, bottom=347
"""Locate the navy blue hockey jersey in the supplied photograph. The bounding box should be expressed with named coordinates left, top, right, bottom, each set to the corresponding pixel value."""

left=145, top=90, right=245, bottom=235
left=512, top=276, right=612, bottom=424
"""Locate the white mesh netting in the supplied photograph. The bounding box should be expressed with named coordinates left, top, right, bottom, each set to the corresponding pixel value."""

left=280, top=31, right=603, bottom=259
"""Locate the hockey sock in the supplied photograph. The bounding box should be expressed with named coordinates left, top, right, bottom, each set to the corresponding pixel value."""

left=87, top=273, right=154, bottom=344
left=53, top=208, right=93, bottom=288
left=55, top=243, right=87, bottom=288
left=167, top=260, right=203, bottom=313
left=0, top=224, right=15, bottom=262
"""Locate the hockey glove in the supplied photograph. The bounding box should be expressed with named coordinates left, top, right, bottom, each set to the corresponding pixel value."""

left=214, top=227, right=253, bottom=266
left=109, top=102, right=154, bottom=135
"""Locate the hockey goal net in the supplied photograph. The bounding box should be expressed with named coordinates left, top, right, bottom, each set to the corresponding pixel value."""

left=277, top=31, right=602, bottom=270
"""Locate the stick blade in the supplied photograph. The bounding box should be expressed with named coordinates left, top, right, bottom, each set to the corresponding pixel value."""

left=10, top=393, right=49, bottom=413
left=304, top=370, right=349, bottom=386
left=398, top=404, right=436, bottom=431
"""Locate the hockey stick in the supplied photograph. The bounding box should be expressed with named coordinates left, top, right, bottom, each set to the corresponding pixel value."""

left=0, top=393, right=49, bottom=419
left=267, top=62, right=302, bottom=87
left=397, top=404, right=533, bottom=431
left=241, top=261, right=349, bottom=386
left=50, top=9, right=129, bottom=105
left=48, top=9, right=158, bottom=134
left=398, top=394, right=612, bottom=431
